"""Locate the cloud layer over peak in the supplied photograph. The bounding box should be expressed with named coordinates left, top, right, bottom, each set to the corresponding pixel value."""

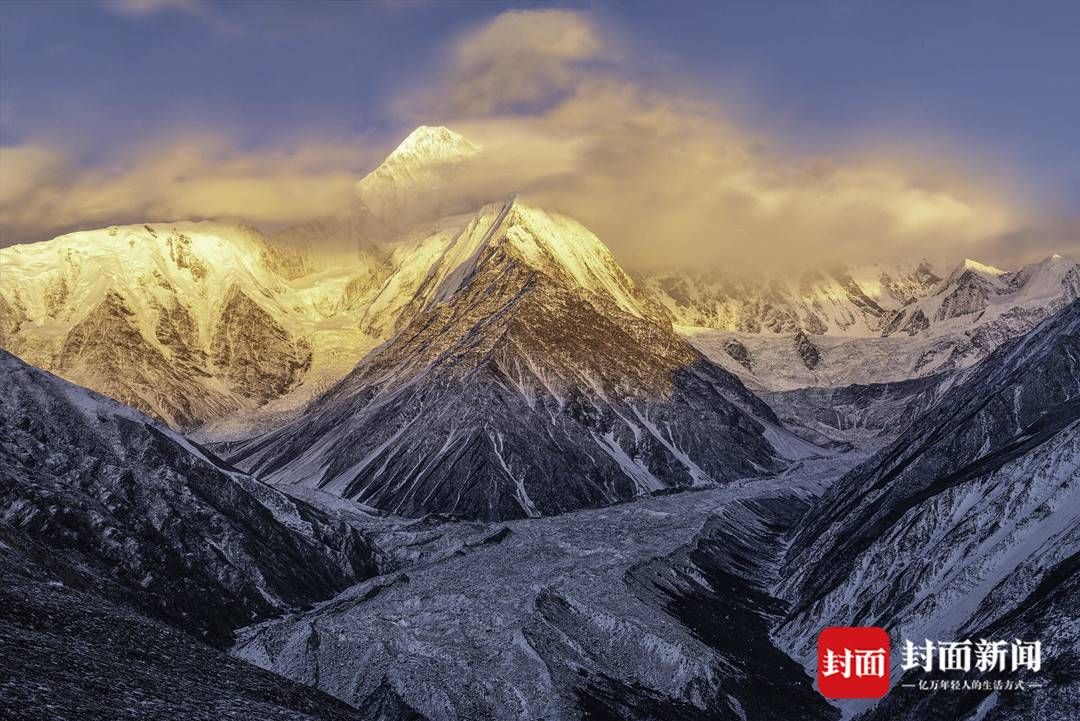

left=389, top=9, right=1042, bottom=269
left=1, top=7, right=1074, bottom=268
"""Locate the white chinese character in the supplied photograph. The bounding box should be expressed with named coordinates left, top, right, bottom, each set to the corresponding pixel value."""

left=822, top=648, right=852, bottom=678
left=1011, top=640, right=1041, bottom=672
left=901, top=639, right=934, bottom=672
left=938, top=640, right=972, bottom=672
left=854, top=648, right=887, bottom=678
left=974, top=639, right=1008, bottom=672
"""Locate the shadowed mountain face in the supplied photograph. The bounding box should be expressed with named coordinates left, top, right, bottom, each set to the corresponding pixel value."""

left=0, top=526, right=369, bottom=721
left=784, top=299, right=1080, bottom=606
left=0, top=349, right=379, bottom=648
left=773, top=300, right=1080, bottom=717
left=228, top=199, right=815, bottom=521
left=857, top=556, right=1080, bottom=721
left=761, top=372, right=957, bottom=446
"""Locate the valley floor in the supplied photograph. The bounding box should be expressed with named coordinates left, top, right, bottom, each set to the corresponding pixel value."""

left=230, top=454, right=867, bottom=721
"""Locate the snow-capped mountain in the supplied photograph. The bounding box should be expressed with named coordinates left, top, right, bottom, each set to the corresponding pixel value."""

left=3, top=121, right=1077, bottom=721
left=0, top=216, right=463, bottom=435
left=226, top=196, right=823, bottom=521
left=774, top=299, right=1080, bottom=718
left=5, top=125, right=1075, bottom=438
left=0, top=221, right=373, bottom=430
left=0, top=349, right=379, bottom=647
left=355, top=125, right=482, bottom=232
left=671, top=254, right=1080, bottom=390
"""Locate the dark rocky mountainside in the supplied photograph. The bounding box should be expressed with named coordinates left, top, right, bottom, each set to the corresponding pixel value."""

left=774, top=300, right=1080, bottom=718
left=784, top=299, right=1080, bottom=606
left=761, top=372, right=956, bottom=446
left=0, top=349, right=379, bottom=647
left=0, top=524, right=367, bottom=721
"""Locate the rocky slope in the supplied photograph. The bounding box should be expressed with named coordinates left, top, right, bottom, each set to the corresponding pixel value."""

left=857, top=551, right=1080, bottom=721
left=0, top=525, right=368, bottom=721
left=761, top=372, right=959, bottom=447
left=227, top=197, right=823, bottom=521
left=774, top=299, right=1080, bottom=717
left=0, top=349, right=379, bottom=647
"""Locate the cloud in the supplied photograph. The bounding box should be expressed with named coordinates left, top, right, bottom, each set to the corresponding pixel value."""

left=0, top=135, right=379, bottom=244
left=100, top=0, right=205, bottom=19
left=98, top=0, right=236, bottom=33
left=446, top=9, right=607, bottom=114
left=389, top=9, right=1060, bottom=269
left=3, top=7, right=1074, bottom=268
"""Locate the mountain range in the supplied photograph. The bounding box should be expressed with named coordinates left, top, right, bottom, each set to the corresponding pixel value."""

left=1, top=124, right=1077, bottom=720
left=4, top=127, right=1077, bottom=436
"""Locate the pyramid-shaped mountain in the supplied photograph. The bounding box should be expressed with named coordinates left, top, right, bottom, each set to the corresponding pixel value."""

left=228, top=196, right=820, bottom=520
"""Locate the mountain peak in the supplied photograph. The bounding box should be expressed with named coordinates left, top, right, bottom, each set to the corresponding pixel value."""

left=382, top=125, right=479, bottom=166
left=960, top=257, right=1006, bottom=276
left=355, top=126, right=481, bottom=225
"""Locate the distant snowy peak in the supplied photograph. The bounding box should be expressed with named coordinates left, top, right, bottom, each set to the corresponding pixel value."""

left=647, top=254, right=1078, bottom=340
left=960, top=257, right=1006, bottom=276
left=886, top=253, right=1080, bottom=333
left=661, top=254, right=1078, bottom=391
left=379, top=125, right=480, bottom=168
left=841, top=260, right=932, bottom=313
left=355, top=125, right=482, bottom=226
left=1008, top=252, right=1080, bottom=302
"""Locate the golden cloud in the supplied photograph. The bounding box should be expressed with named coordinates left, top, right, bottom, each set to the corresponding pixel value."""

left=389, top=9, right=1053, bottom=268
left=2, top=8, right=1073, bottom=268
left=396, top=9, right=614, bottom=119
left=434, top=83, right=1021, bottom=267
left=0, top=135, right=377, bottom=245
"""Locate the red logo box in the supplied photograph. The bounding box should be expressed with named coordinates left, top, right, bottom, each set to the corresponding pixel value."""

left=817, top=626, right=891, bottom=699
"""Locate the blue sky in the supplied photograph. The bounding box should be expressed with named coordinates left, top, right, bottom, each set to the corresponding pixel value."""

left=1, top=0, right=1077, bottom=264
